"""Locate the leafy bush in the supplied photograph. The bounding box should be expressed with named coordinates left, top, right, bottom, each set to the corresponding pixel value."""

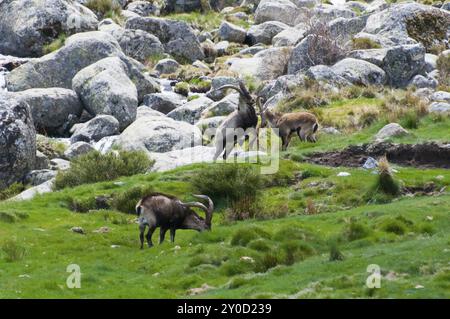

left=192, top=163, right=262, bottom=202
left=110, top=185, right=155, bottom=214
left=0, top=183, right=26, bottom=201
left=54, top=150, right=153, bottom=189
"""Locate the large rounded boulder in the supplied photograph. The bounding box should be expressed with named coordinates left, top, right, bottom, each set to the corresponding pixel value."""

left=6, top=32, right=124, bottom=92
left=72, top=57, right=138, bottom=130
left=114, top=116, right=202, bottom=153
left=15, top=88, right=83, bottom=136
left=125, top=17, right=204, bottom=62
left=0, top=93, right=36, bottom=190
left=0, top=0, right=98, bottom=57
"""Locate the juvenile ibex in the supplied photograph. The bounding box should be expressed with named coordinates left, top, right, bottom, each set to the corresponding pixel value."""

left=211, top=81, right=258, bottom=160
left=136, top=193, right=214, bottom=249
left=258, top=100, right=319, bottom=151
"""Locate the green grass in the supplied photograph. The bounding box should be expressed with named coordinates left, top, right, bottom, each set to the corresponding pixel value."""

left=0, top=154, right=449, bottom=298
left=164, top=11, right=250, bottom=31
left=43, top=33, right=67, bottom=54
left=0, top=99, right=449, bottom=298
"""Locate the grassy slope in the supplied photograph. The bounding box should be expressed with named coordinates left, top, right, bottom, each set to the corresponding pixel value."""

left=0, top=107, right=449, bottom=299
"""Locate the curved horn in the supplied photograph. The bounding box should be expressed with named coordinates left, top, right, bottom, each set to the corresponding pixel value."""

left=213, top=84, right=245, bottom=96
left=192, top=194, right=214, bottom=228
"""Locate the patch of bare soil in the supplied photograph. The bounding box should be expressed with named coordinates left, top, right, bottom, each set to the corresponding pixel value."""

left=306, top=142, right=450, bottom=169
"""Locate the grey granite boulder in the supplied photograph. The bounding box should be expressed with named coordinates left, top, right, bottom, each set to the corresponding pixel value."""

left=125, top=16, right=204, bottom=62
left=247, top=21, right=289, bottom=45
left=255, top=0, right=301, bottom=26
left=14, top=88, right=82, bottom=136
left=218, top=21, right=247, bottom=44
left=0, top=0, right=98, bottom=57
left=70, top=115, right=120, bottom=143
left=114, top=116, right=202, bottom=153
left=143, top=92, right=186, bottom=114
left=167, top=96, right=214, bottom=124
left=99, top=19, right=164, bottom=64
left=331, top=58, right=386, bottom=86
left=72, top=57, right=138, bottom=130
left=64, top=141, right=95, bottom=160
left=0, top=93, right=36, bottom=189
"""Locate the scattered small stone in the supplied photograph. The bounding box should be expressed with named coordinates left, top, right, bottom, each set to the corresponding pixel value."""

left=188, top=283, right=215, bottom=296
left=415, top=285, right=425, bottom=289
left=384, top=271, right=398, bottom=281
left=70, top=226, right=85, bottom=235
left=436, top=175, right=444, bottom=180
left=337, top=172, right=351, bottom=177
left=362, top=157, right=378, bottom=170
left=152, top=272, right=160, bottom=277
left=240, top=256, right=255, bottom=263
left=93, top=226, right=110, bottom=233
left=426, top=216, right=433, bottom=221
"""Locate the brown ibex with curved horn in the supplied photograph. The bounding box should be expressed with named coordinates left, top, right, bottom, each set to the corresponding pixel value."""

left=136, top=193, right=214, bottom=249
left=257, top=99, right=319, bottom=151
left=211, top=80, right=259, bottom=160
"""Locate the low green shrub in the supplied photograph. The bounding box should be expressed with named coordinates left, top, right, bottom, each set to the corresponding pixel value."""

left=0, top=183, right=26, bottom=201
left=342, top=221, right=371, bottom=241
left=174, top=81, right=190, bottom=96
left=230, top=226, right=271, bottom=246
left=329, top=243, right=345, bottom=261
left=192, top=164, right=263, bottom=220
left=54, top=150, right=153, bottom=189
left=379, top=218, right=408, bottom=235
left=110, top=185, right=154, bottom=214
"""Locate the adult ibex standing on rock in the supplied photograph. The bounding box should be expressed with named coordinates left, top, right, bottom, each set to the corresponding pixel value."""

left=211, top=81, right=258, bottom=160
left=136, top=193, right=214, bottom=249
left=257, top=101, right=319, bottom=151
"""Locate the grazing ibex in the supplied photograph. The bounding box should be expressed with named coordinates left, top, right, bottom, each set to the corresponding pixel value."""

left=257, top=100, right=319, bottom=151
left=136, top=193, right=214, bottom=249
left=211, top=81, right=258, bottom=160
